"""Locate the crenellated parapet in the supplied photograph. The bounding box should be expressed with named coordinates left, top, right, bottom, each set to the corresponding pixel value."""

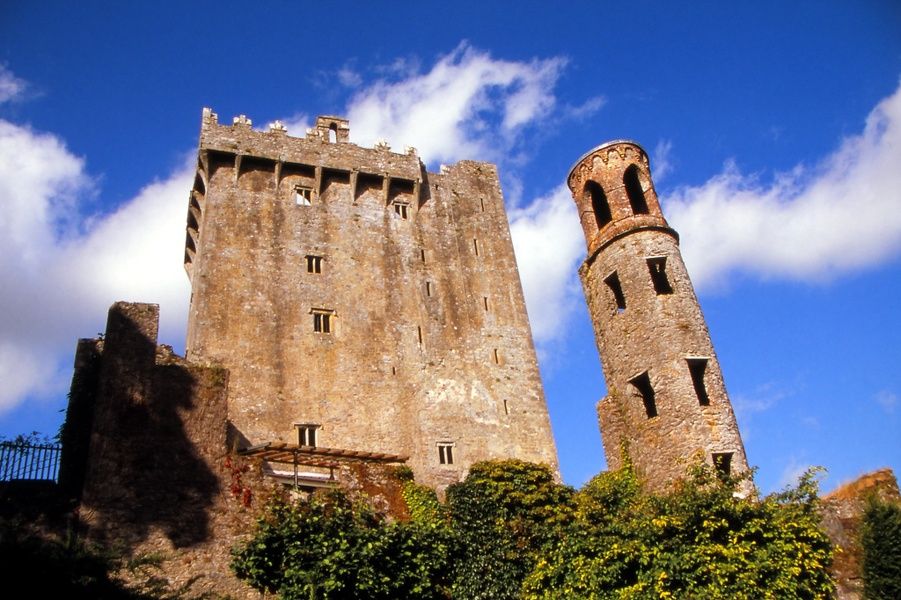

left=186, top=108, right=433, bottom=277
left=198, top=108, right=422, bottom=183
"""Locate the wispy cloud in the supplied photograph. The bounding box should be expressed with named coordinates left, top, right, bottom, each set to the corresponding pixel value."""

left=732, top=381, right=792, bottom=420
left=337, top=66, right=362, bottom=88
left=652, top=139, right=674, bottom=182
left=345, top=42, right=567, bottom=168
left=777, top=458, right=816, bottom=490
left=875, top=389, right=897, bottom=414
left=665, top=79, right=901, bottom=290
left=0, top=64, right=28, bottom=104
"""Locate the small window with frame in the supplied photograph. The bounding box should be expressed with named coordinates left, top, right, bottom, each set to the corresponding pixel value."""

left=306, top=255, right=323, bottom=274
left=437, top=442, right=455, bottom=465
left=295, top=186, right=313, bottom=206
left=312, top=308, right=335, bottom=333
left=393, top=201, right=409, bottom=219
left=295, top=423, right=320, bottom=447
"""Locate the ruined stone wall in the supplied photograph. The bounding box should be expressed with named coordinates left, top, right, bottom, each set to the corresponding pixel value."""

left=568, top=141, right=749, bottom=492
left=73, top=302, right=253, bottom=596
left=185, top=110, right=558, bottom=489
left=821, top=468, right=901, bottom=600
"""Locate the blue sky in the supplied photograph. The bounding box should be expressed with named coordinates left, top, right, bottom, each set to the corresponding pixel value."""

left=1, top=1, right=899, bottom=493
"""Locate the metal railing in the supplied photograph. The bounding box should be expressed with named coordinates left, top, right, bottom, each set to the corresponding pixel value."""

left=0, top=441, right=61, bottom=482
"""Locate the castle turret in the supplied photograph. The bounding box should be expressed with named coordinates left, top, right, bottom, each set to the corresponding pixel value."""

left=567, top=140, right=750, bottom=491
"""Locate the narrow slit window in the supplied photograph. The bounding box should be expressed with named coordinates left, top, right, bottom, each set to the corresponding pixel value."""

left=420, top=249, right=426, bottom=263
left=295, top=186, right=313, bottom=206
left=306, top=255, right=323, bottom=274
left=312, top=309, right=334, bottom=334
left=493, top=348, right=500, bottom=364
left=713, top=452, right=733, bottom=479
left=473, top=238, right=480, bottom=256
left=393, top=201, right=409, bottom=219
left=417, top=325, right=423, bottom=345
left=585, top=181, right=612, bottom=229
left=426, top=281, right=432, bottom=297
left=646, top=257, right=673, bottom=295
left=687, top=358, right=710, bottom=406
left=295, top=424, right=319, bottom=447
left=604, top=271, right=626, bottom=312
left=624, top=164, right=649, bottom=214
left=629, top=371, right=657, bottom=418
left=503, top=399, right=509, bottom=415
left=483, top=296, right=489, bottom=312
left=438, top=442, right=455, bottom=465
left=480, top=197, right=485, bottom=212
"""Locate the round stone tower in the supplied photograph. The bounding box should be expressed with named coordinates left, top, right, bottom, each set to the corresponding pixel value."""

left=567, top=140, right=750, bottom=492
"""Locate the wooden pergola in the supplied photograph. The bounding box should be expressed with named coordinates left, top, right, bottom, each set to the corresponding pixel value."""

left=238, top=442, right=408, bottom=487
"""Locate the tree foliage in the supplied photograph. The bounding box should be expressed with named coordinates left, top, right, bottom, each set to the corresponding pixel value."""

left=444, top=460, right=575, bottom=600
left=522, top=463, right=834, bottom=599
left=860, top=496, right=901, bottom=600
left=231, top=460, right=835, bottom=600
left=231, top=488, right=451, bottom=600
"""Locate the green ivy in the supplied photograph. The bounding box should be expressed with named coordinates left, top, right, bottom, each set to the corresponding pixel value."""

left=444, top=460, right=575, bottom=600
left=861, top=496, right=901, bottom=600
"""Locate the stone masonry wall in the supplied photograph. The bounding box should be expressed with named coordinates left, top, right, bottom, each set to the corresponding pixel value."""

left=568, top=141, right=749, bottom=492
left=185, top=110, right=558, bottom=490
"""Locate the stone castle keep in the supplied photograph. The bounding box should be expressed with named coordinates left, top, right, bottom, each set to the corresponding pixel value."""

left=55, top=110, right=754, bottom=593
left=184, top=109, right=558, bottom=487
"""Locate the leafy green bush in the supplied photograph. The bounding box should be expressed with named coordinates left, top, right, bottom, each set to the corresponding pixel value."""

left=445, top=460, right=574, bottom=600
left=861, top=496, right=901, bottom=600
left=522, top=464, right=834, bottom=599
left=231, top=461, right=835, bottom=600
left=231, top=489, right=451, bottom=599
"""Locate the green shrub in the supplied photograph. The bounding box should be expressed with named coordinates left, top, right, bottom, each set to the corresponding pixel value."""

left=861, top=496, right=901, bottom=600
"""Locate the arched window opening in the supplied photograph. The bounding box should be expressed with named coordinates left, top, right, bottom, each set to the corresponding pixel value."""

left=585, top=181, right=612, bottom=229
left=624, top=164, right=649, bottom=214
left=328, top=123, right=338, bottom=143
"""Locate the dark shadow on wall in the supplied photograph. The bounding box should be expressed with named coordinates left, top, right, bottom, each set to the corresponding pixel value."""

left=75, top=303, right=227, bottom=550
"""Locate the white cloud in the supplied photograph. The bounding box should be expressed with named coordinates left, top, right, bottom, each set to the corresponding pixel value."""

left=509, top=185, right=585, bottom=346
left=665, top=80, right=901, bottom=290
left=280, top=113, right=312, bottom=137
left=337, top=67, right=362, bottom=88
left=732, top=381, right=791, bottom=420
left=345, top=42, right=567, bottom=167
left=0, top=64, right=27, bottom=104
left=777, top=458, right=816, bottom=490
left=875, top=389, right=897, bottom=414
left=562, top=95, right=606, bottom=121
left=0, top=117, right=191, bottom=414
left=652, top=139, right=673, bottom=182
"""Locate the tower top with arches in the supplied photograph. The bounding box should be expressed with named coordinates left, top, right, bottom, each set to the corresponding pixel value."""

left=567, top=140, right=676, bottom=258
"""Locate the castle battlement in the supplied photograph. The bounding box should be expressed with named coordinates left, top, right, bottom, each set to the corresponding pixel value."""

left=200, top=107, right=422, bottom=184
